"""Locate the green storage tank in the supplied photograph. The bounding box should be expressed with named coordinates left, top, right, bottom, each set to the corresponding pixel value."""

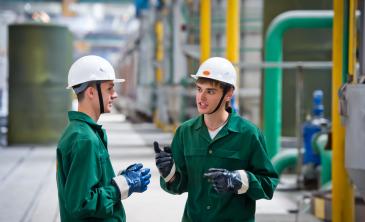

left=8, top=23, right=73, bottom=145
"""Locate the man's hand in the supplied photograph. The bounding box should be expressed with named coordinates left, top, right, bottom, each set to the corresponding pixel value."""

left=153, top=141, right=175, bottom=182
left=204, top=168, right=245, bottom=193
left=112, top=163, right=151, bottom=199
left=122, top=163, right=151, bottom=195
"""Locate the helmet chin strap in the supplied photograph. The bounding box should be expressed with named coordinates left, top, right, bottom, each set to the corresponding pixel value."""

left=208, top=86, right=229, bottom=115
left=95, top=81, right=104, bottom=114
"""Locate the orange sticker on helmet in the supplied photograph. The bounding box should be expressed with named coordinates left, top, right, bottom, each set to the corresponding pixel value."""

left=202, top=70, right=210, bottom=76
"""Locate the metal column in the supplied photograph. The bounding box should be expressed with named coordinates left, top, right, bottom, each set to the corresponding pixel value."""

left=226, top=0, right=240, bottom=107
left=200, top=0, right=211, bottom=62
left=332, top=0, right=354, bottom=221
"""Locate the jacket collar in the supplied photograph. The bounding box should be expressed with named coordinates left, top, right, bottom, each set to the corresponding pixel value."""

left=193, top=108, right=240, bottom=143
left=68, top=111, right=102, bottom=130
left=193, top=108, right=240, bottom=133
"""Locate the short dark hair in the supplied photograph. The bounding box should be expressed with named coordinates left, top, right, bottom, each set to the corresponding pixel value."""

left=76, top=90, right=85, bottom=101
left=196, top=77, right=233, bottom=90
left=73, top=82, right=97, bottom=101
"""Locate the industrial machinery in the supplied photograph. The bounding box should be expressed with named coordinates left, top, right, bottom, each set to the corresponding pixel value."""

left=301, top=90, right=330, bottom=189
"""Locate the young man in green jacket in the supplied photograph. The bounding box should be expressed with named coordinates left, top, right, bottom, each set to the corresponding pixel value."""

left=57, top=55, right=151, bottom=222
left=154, top=57, right=279, bottom=222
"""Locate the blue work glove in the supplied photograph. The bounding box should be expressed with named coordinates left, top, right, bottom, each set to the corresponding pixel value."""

left=204, top=168, right=243, bottom=193
left=153, top=141, right=175, bottom=182
left=112, top=163, right=151, bottom=199
left=121, top=163, right=151, bottom=195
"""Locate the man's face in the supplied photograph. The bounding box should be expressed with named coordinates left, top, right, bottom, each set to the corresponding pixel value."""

left=195, top=81, right=224, bottom=114
left=101, top=80, right=118, bottom=113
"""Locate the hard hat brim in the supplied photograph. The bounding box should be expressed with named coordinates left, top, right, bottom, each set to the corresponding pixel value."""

left=66, top=78, right=125, bottom=89
left=190, top=74, right=235, bottom=89
left=190, top=74, right=199, bottom=79
left=114, top=78, right=125, bottom=83
left=190, top=74, right=217, bottom=81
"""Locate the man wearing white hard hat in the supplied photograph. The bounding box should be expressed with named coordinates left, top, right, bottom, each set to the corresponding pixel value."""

left=56, top=55, right=151, bottom=222
left=153, top=57, right=278, bottom=221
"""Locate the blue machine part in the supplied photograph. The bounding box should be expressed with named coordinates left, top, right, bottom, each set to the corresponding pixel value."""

left=230, top=95, right=239, bottom=113
left=135, top=0, right=150, bottom=17
left=302, top=90, right=329, bottom=165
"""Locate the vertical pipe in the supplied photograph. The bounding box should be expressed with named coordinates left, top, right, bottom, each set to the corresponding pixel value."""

left=295, top=66, right=304, bottom=185
left=226, top=0, right=240, bottom=107
left=332, top=0, right=354, bottom=221
left=62, top=0, right=76, bottom=17
left=226, top=0, right=240, bottom=63
left=155, top=21, right=164, bottom=84
left=263, top=11, right=333, bottom=158
left=168, top=7, right=174, bottom=85
left=200, top=0, right=211, bottom=63
left=359, top=0, right=365, bottom=78
left=348, top=0, right=357, bottom=82
left=343, top=0, right=349, bottom=83
left=153, top=20, right=164, bottom=129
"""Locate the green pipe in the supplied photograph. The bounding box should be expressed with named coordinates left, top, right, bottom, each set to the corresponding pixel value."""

left=271, top=149, right=298, bottom=176
left=272, top=133, right=332, bottom=184
left=342, top=0, right=349, bottom=82
left=264, top=11, right=333, bottom=159
left=312, top=133, right=332, bottom=187
left=320, top=148, right=332, bottom=187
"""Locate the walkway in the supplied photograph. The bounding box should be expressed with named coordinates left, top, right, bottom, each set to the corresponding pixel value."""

left=0, top=113, right=321, bottom=222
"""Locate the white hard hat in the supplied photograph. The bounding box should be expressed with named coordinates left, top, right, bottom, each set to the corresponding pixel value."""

left=67, top=55, right=125, bottom=89
left=191, top=57, right=237, bottom=88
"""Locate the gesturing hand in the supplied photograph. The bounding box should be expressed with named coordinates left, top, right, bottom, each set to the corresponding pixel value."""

left=112, top=163, right=151, bottom=199
left=153, top=141, right=175, bottom=182
left=204, top=168, right=243, bottom=193
left=121, top=163, right=151, bottom=195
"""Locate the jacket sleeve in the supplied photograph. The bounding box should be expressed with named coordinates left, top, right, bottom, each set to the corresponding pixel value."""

left=245, top=129, right=279, bottom=200
left=160, top=127, right=189, bottom=194
left=63, top=139, right=120, bottom=219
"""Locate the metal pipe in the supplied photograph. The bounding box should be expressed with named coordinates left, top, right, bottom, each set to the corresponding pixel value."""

left=359, top=0, right=365, bottom=79
left=200, top=0, right=211, bottom=63
left=271, top=149, right=298, bottom=176
left=295, top=66, right=304, bottom=187
left=226, top=0, right=240, bottom=63
left=238, top=61, right=332, bottom=69
left=332, top=0, right=354, bottom=221
left=311, top=132, right=332, bottom=187
left=348, top=0, right=357, bottom=82
left=153, top=20, right=164, bottom=128
left=155, top=21, right=164, bottom=84
left=226, top=0, right=240, bottom=108
left=263, top=10, right=333, bottom=159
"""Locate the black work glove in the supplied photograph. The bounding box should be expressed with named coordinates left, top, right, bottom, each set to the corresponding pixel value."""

left=204, top=168, right=243, bottom=193
left=153, top=141, right=175, bottom=181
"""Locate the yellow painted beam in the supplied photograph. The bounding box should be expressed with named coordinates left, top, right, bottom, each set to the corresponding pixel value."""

left=155, top=21, right=164, bottom=83
left=332, top=0, right=354, bottom=221
left=153, top=20, right=164, bottom=129
left=226, top=0, right=240, bottom=64
left=226, top=0, right=240, bottom=105
left=200, top=0, right=211, bottom=63
left=62, top=0, right=76, bottom=17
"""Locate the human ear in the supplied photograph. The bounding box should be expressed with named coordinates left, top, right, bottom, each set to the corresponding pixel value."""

left=225, top=88, right=234, bottom=101
left=85, top=86, right=94, bottom=99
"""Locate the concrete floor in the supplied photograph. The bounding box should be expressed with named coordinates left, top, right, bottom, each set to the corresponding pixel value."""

left=0, top=113, right=322, bottom=222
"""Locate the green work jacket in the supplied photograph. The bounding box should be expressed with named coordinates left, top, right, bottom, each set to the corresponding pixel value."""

left=56, top=111, right=125, bottom=222
left=161, top=111, right=279, bottom=222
